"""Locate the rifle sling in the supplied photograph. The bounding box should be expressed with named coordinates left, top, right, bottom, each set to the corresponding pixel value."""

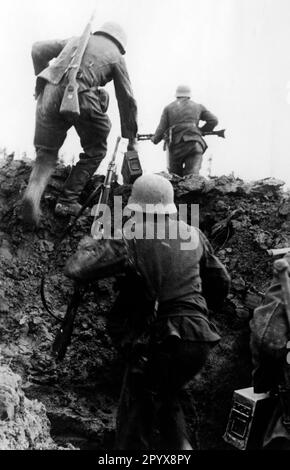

left=52, top=283, right=85, bottom=360
left=40, top=275, right=63, bottom=323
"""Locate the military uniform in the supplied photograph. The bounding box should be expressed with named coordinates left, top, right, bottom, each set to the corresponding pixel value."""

left=65, top=174, right=230, bottom=449
left=250, top=269, right=290, bottom=449
left=23, top=27, right=137, bottom=224
left=152, top=97, right=218, bottom=177
left=111, top=218, right=229, bottom=449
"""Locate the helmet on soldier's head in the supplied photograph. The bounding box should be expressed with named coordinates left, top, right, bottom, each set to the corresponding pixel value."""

left=94, top=22, right=127, bottom=54
left=125, top=174, right=177, bottom=214
left=175, top=84, right=191, bottom=98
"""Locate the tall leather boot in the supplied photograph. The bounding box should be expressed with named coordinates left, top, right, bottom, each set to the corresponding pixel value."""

left=55, top=153, right=103, bottom=217
left=21, top=150, right=57, bottom=227
left=159, top=397, right=193, bottom=450
left=279, top=385, right=290, bottom=432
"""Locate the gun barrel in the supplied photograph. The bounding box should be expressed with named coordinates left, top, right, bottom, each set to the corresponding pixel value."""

left=92, top=136, right=121, bottom=225
left=203, top=129, right=226, bottom=138
left=112, top=136, right=122, bottom=161
left=137, top=133, right=154, bottom=141
left=267, top=247, right=290, bottom=256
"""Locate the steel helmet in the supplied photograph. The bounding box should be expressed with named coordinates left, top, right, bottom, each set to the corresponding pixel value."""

left=94, top=22, right=127, bottom=54
left=175, top=84, right=191, bottom=98
left=125, top=174, right=177, bottom=214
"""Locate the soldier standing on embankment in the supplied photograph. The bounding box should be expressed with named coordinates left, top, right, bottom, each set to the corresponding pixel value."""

left=151, top=85, right=218, bottom=177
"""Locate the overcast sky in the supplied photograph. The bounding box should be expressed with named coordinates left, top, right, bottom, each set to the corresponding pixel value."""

left=0, top=0, right=290, bottom=184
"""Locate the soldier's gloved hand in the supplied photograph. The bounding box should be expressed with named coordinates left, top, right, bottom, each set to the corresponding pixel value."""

left=284, top=253, right=290, bottom=268
left=150, top=136, right=155, bottom=144
left=273, top=255, right=290, bottom=277
left=127, top=137, right=138, bottom=151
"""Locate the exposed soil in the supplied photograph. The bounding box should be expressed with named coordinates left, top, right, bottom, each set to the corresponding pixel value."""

left=1, top=157, right=290, bottom=450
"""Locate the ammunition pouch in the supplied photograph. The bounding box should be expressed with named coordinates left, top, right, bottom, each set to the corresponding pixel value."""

left=98, top=88, right=110, bottom=113
left=166, top=123, right=207, bottom=152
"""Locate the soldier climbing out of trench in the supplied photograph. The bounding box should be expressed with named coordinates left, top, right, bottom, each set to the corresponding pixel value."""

left=150, top=85, right=218, bottom=177
left=65, top=173, right=230, bottom=450
left=22, top=20, right=138, bottom=227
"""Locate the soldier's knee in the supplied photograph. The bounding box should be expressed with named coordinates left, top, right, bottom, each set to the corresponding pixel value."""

left=81, top=149, right=106, bottom=163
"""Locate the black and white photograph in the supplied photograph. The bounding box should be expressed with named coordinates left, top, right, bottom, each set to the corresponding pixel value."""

left=0, top=0, right=290, bottom=460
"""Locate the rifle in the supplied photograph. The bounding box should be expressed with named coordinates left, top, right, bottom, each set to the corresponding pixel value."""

left=91, top=136, right=121, bottom=238
left=59, top=11, right=95, bottom=120
left=51, top=137, right=122, bottom=360
left=137, top=129, right=226, bottom=142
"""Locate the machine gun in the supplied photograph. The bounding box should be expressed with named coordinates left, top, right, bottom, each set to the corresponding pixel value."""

left=59, top=11, right=95, bottom=120
left=43, top=138, right=122, bottom=361
left=137, top=129, right=226, bottom=141
left=203, top=129, right=226, bottom=138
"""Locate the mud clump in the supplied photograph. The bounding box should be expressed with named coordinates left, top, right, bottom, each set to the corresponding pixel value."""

left=0, top=364, right=62, bottom=449
left=0, top=158, right=290, bottom=449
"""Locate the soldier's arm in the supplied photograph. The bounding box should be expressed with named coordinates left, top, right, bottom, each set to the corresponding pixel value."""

left=31, top=39, right=69, bottom=75
left=113, top=57, right=138, bottom=139
left=64, top=236, right=128, bottom=282
left=199, top=230, right=230, bottom=311
left=199, top=105, right=219, bottom=133
left=151, top=107, right=169, bottom=144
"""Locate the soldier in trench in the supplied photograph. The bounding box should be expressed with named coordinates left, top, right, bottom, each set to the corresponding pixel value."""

left=65, top=173, right=230, bottom=449
left=250, top=254, right=290, bottom=450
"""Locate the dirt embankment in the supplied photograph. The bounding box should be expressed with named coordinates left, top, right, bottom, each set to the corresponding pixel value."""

left=0, top=157, right=290, bottom=450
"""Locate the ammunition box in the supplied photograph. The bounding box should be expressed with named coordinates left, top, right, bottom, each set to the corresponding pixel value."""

left=223, top=387, right=276, bottom=450
left=121, top=151, right=142, bottom=184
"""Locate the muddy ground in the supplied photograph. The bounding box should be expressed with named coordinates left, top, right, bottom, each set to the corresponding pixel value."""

left=0, top=158, right=290, bottom=450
